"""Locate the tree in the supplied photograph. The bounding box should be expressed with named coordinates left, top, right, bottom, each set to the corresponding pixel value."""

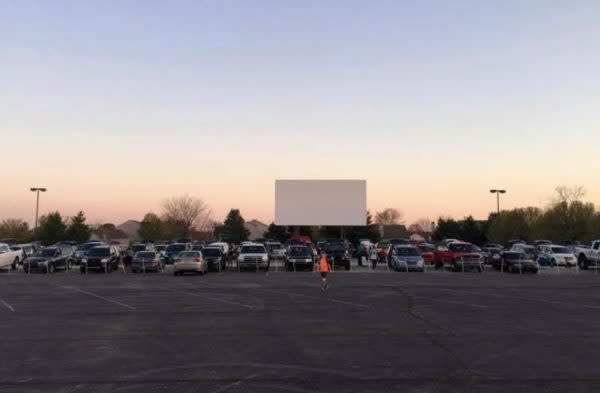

left=375, top=208, right=403, bottom=225
left=345, top=210, right=380, bottom=243
left=263, top=223, right=291, bottom=242
left=161, top=194, right=210, bottom=237
left=554, top=185, right=586, bottom=204
left=66, top=211, right=91, bottom=243
left=0, top=219, right=30, bottom=242
left=408, top=218, right=434, bottom=234
left=432, top=217, right=461, bottom=241
left=487, top=207, right=541, bottom=244
left=458, top=215, right=487, bottom=245
left=37, top=212, right=67, bottom=245
left=222, top=209, right=249, bottom=243
left=138, top=213, right=164, bottom=241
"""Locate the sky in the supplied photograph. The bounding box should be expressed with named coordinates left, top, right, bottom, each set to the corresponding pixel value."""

left=1, top=0, right=600, bottom=227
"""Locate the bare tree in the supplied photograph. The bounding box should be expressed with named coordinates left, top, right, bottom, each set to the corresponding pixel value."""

left=554, top=185, right=586, bottom=204
left=161, top=194, right=211, bottom=236
left=374, top=208, right=403, bottom=225
left=408, top=218, right=434, bottom=233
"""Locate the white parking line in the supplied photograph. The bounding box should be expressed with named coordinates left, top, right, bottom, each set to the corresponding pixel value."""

left=63, top=286, right=135, bottom=310
left=174, top=290, right=256, bottom=309
left=412, top=295, right=488, bottom=310
left=208, top=373, right=259, bottom=393
left=272, top=290, right=370, bottom=309
left=0, top=298, right=15, bottom=312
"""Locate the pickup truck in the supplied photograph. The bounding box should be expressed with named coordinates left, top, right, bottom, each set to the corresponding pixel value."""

left=0, top=242, right=24, bottom=270
left=574, top=240, right=600, bottom=269
left=434, top=241, right=484, bottom=272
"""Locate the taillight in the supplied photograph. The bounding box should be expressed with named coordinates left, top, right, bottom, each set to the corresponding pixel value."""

left=193, top=258, right=202, bottom=262
left=174, top=258, right=181, bottom=263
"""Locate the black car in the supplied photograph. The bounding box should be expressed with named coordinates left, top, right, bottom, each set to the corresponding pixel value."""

left=23, top=247, right=70, bottom=273
left=500, top=252, right=538, bottom=273
left=72, top=241, right=104, bottom=265
left=131, top=251, right=163, bottom=273
left=80, top=246, right=120, bottom=273
left=285, top=245, right=314, bottom=271
left=324, top=243, right=351, bottom=270
left=201, top=247, right=227, bottom=272
left=164, top=243, right=188, bottom=264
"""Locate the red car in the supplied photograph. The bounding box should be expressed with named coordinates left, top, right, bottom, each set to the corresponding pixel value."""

left=417, top=243, right=435, bottom=264
left=434, top=242, right=483, bottom=272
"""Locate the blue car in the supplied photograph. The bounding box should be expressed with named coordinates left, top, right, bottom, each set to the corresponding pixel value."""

left=388, top=245, right=425, bottom=272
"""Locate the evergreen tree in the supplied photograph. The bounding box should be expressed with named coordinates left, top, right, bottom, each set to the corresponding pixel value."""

left=37, top=212, right=67, bottom=245
left=222, top=209, right=250, bottom=243
left=66, top=211, right=91, bottom=243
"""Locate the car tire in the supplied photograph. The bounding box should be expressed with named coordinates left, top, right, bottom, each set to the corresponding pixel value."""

left=12, top=258, right=19, bottom=270
left=345, top=262, right=351, bottom=271
left=578, top=255, right=588, bottom=270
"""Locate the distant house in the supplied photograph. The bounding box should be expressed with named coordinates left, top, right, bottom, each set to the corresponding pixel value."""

left=90, top=228, right=132, bottom=248
left=245, top=219, right=269, bottom=241
left=117, top=220, right=141, bottom=241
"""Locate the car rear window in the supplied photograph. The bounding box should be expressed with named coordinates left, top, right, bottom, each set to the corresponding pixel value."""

left=179, top=251, right=200, bottom=258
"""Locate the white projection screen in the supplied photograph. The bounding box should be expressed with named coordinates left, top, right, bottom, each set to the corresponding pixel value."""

left=275, top=180, right=366, bottom=226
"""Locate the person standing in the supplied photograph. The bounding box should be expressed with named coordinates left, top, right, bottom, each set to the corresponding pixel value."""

left=318, top=251, right=331, bottom=291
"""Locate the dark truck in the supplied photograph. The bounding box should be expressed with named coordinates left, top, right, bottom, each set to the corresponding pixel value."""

left=80, top=246, right=120, bottom=273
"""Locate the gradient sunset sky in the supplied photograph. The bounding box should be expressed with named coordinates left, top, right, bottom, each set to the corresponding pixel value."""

left=2, top=1, right=599, bottom=226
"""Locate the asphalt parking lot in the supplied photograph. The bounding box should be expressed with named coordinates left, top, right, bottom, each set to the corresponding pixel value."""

left=2, top=266, right=600, bottom=393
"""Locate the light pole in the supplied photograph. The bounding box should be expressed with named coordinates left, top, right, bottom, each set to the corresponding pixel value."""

left=30, top=187, right=47, bottom=236
left=489, top=189, right=506, bottom=215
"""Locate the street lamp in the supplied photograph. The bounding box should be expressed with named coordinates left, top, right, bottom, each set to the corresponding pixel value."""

left=489, top=189, right=506, bottom=215
left=30, top=187, right=47, bottom=235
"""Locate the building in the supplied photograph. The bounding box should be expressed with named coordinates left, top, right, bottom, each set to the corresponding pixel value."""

left=117, top=220, right=141, bottom=241
left=378, top=224, right=409, bottom=239
left=245, top=219, right=269, bottom=241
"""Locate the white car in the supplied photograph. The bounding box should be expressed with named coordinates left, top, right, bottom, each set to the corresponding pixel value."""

left=0, top=243, right=23, bottom=270
left=265, top=242, right=286, bottom=259
left=537, top=245, right=576, bottom=267
left=209, top=242, right=230, bottom=255
left=237, top=243, right=269, bottom=271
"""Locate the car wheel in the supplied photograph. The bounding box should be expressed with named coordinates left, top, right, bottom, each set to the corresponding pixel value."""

left=578, top=255, right=588, bottom=270
left=345, top=262, right=351, bottom=271
left=12, top=258, right=18, bottom=270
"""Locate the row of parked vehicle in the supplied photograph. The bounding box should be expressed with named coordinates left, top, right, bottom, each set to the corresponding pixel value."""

left=2, top=236, right=599, bottom=275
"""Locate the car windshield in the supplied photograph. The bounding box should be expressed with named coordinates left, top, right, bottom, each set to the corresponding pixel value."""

left=88, top=248, right=110, bottom=257
left=79, top=243, right=101, bottom=251
left=167, top=244, right=186, bottom=252
left=449, top=244, right=476, bottom=252
left=155, top=245, right=166, bottom=251
left=202, top=248, right=221, bottom=257
left=289, top=247, right=310, bottom=257
left=268, top=243, right=283, bottom=250
left=136, top=252, right=156, bottom=258
left=551, top=247, right=569, bottom=254
left=504, top=252, right=526, bottom=259
left=326, top=243, right=346, bottom=251
left=179, top=251, right=200, bottom=258
left=131, top=245, right=146, bottom=252
left=37, top=248, right=57, bottom=257
left=418, top=245, right=435, bottom=252
left=241, top=246, right=266, bottom=254
left=394, top=247, right=420, bottom=256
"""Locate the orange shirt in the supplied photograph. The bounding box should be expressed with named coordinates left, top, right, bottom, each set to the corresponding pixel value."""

left=318, top=256, right=330, bottom=272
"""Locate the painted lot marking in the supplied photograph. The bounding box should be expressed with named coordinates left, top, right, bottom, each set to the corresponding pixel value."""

left=412, top=295, right=488, bottom=310
left=173, top=289, right=256, bottom=309
left=208, top=373, right=259, bottom=393
left=447, top=288, right=600, bottom=310
left=271, top=289, right=370, bottom=309
left=1, top=298, right=15, bottom=311
left=63, top=286, right=135, bottom=310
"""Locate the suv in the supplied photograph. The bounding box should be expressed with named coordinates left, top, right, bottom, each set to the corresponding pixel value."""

left=435, top=242, right=483, bottom=272
left=23, top=247, right=70, bottom=273
left=72, top=241, right=104, bottom=265
left=237, top=243, right=269, bottom=271
left=324, top=242, right=351, bottom=270
left=201, top=246, right=227, bottom=272
left=285, top=245, right=314, bottom=271
left=80, top=246, right=121, bottom=273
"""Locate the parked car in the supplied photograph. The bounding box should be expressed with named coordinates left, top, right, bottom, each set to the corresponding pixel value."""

left=388, top=245, right=424, bottom=272
left=266, top=241, right=286, bottom=259
left=72, top=241, right=104, bottom=265
left=209, top=242, right=230, bottom=255
left=0, top=242, right=24, bottom=270
left=574, top=240, right=600, bottom=269
left=480, top=247, right=502, bottom=265
left=416, top=243, right=435, bottom=264
left=537, top=245, right=576, bottom=267
left=173, top=251, right=207, bottom=275
left=375, top=240, right=391, bottom=261
left=200, top=246, right=227, bottom=272
left=285, top=245, right=314, bottom=271
left=237, top=243, right=270, bottom=271
left=510, top=243, right=538, bottom=260
left=23, top=247, right=70, bottom=273
left=131, top=251, right=163, bottom=273
left=164, top=243, right=189, bottom=264
left=434, top=242, right=483, bottom=272
left=533, top=240, right=552, bottom=247
left=324, top=242, right=351, bottom=270
left=80, top=246, right=121, bottom=273
left=500, top=251, right=538, bottom=273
